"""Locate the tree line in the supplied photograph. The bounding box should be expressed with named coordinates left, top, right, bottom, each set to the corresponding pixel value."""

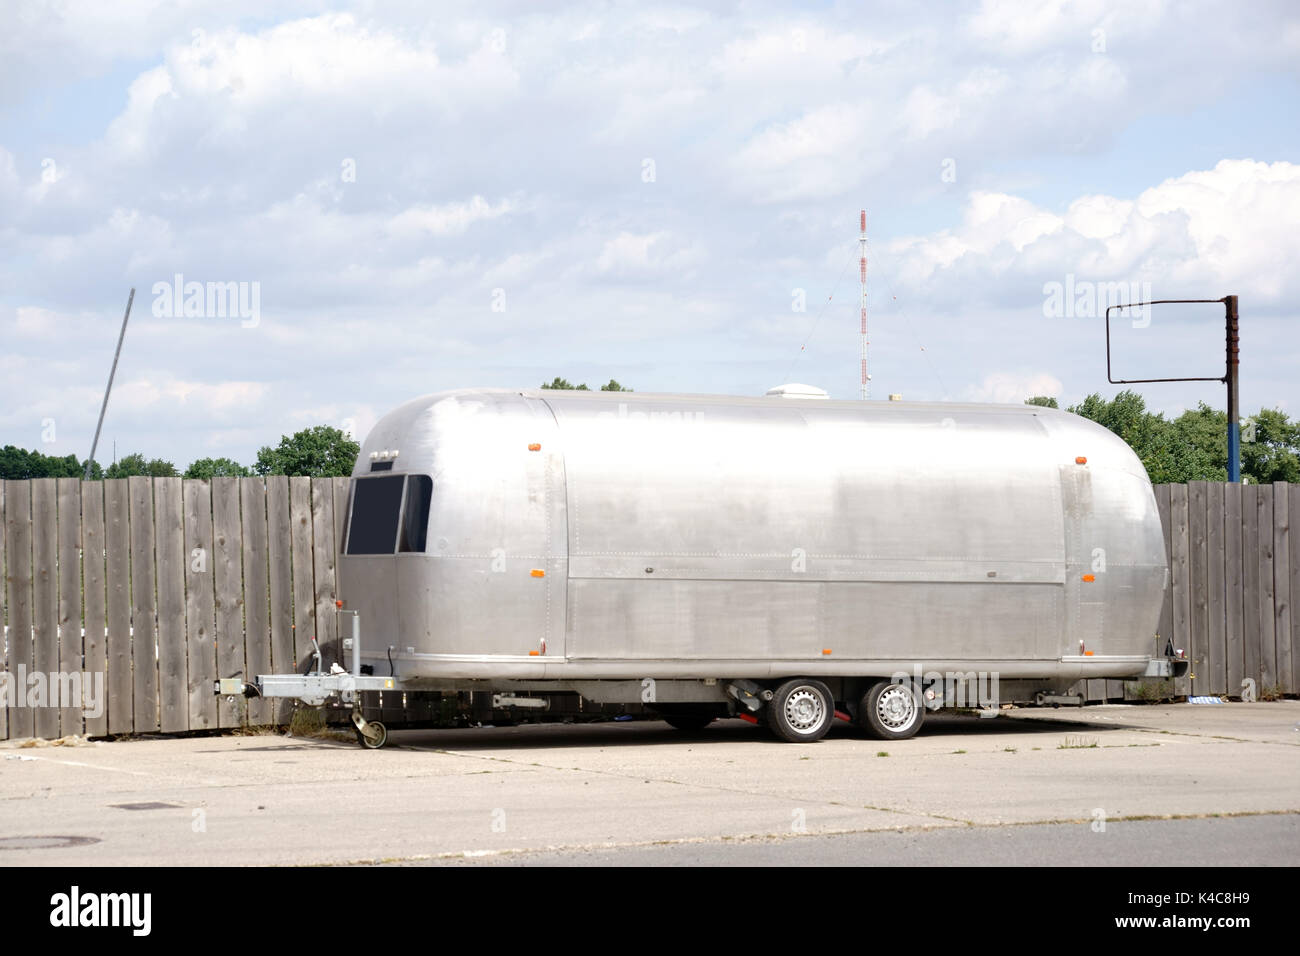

left=1026, top=391, right=1298, bottom=484
left=0, top=425, right=359, bottom=480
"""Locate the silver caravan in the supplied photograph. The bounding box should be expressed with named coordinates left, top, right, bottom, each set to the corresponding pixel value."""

left=226, top=387, right=1177, bottom=746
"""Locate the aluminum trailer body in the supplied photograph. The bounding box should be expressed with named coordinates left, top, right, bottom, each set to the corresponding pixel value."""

left=320, top=387, right=1171, bottom=743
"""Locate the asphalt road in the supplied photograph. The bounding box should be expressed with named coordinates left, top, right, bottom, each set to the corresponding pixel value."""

left=432, top=814, right=1299, bottom=866
left=1, top=701, right=1296, bottom=866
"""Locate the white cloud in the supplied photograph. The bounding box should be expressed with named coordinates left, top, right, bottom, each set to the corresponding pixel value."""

left=387, top=196, right=515, bottom=239
left=595, top=231, right=696, bottom=277
left=889, top=160, right=1300, bottom=302
left=113, top=378, right=269, bottom=414
left=965, top=371, right=1064, bottom=404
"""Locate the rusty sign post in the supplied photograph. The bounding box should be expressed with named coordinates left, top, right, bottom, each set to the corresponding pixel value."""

left=1104, top=295, right=1240, bottom=482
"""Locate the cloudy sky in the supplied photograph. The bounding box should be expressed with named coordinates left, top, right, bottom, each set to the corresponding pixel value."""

left=2, top=0, right=1298, bottom=469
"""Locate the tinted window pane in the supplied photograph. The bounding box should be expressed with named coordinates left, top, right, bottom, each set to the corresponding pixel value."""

left=346, top=475, right=405, bottom=554
left=399, top=475, right=433, bottom=553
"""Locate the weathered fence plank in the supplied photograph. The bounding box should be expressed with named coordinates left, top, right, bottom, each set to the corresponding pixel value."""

left=104, top=480, right=132, bottom=735
left=31, top=479, right=60, bottom=739
left=128, top=476, right=160, bottom=732
left=1274, top=483, right=1292, bottom=696
left=332, top=476, right=350, bottom=570
left=3, top=481, right=32, bottom=738
left=0, top=481, right=8, bottom=740
left=183, top=481, right=217, bottom=730
left=241, top=478, right=272, bottom=726
left=1241, top=484, right=1260, bottom=695
left=1291, top=485, right=1300, bottom=694
left=1188, top=481, right=1210, bottom=695
left=289, top=476, right=315, bottom=673
left=1138, top=483, right=1173, bottom=702
left=81, top=482, right=108, bottom=738
left=266, top=476, right=294, bottom=724
left=1224, top=482, right=1245, bottom=696
left=212, top=478, right=245, bottom=728
left=56, top=478, right=83, bottom=735
left=1257, top=485, right=1277, bottom=693
left=1205, top=483, right=1226, bottom=697
left=154, top=477, right=188, bottom=733
left=311, top=478, right=339, bottom=664
left=1169, top=484, right=1191, bottom=697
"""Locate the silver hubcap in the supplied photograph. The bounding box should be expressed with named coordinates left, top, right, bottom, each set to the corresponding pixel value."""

left=784, top=688, right=826, bottom=735
left=877, top=685, right=917, bottom=731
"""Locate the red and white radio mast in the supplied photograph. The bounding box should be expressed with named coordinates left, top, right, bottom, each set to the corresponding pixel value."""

left=859, top=209, right=870, bottom=400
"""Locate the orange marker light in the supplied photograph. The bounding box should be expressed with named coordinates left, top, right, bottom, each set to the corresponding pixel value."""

left=1082, top=574, right=1095, bottom=582
left=335, top=600, right=343, bottom=608
left=528, top=650, right=540, bottom=656
left=1075, top=456, right=1087, bottom=465
left=822, top=648, right=832, bottom=656
left=528, top=443, right=541, bottom=451
left=530, top=569, right=545, bottom=578
left=1084, top=651, right=1095, bottom=656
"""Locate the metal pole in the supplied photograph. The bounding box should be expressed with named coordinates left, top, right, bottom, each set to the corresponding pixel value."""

left=84, top=288, right=135, bottom=480
left=351, top=612, right=361, bottom=677
left=1225, top=294, right=1240, bottom=483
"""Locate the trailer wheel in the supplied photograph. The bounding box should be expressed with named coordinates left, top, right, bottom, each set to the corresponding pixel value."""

left=860, top=681, right=924, bottom=741
left=767, top=679, right=834, bottom=743
left=355, top=721, right=388, bottom=750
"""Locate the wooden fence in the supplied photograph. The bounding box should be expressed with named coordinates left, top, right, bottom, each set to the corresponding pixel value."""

left=1, top=478, right=1296, bottom=741
left=1139, top=481, right=1295, bottom=700
left=1, top=476, right=349, bottom=740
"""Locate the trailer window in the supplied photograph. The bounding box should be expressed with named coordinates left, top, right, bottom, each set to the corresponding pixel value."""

left=345, top=475, right=405, bottom=554
left=345, top=474, right=434, bottom=555
left=398, top=475, right=432, bottom=553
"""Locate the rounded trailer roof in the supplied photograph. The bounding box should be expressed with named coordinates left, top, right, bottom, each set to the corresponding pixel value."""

left=354, top=388, right=1147, bottom=484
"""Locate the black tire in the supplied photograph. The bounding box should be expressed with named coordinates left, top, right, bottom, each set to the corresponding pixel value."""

left=356, top=720, right=387, bottom=749
left=766, top=678, right=835, bottom=743
left=858, top=681, right=924, bottom=741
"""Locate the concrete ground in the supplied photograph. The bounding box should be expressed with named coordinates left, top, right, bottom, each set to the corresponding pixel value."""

left=1, top=700, right=1296, bottom=866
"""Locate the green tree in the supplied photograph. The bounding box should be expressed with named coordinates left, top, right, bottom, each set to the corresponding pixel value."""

left=105, top=453, right=178, bottom=478
left=1165, top=403, right=1229, bottom=482
left=1024, top=396, right=1058, bottom=409
left=1240, top=407, right=1300, bottom=483
left=1066, top=391, right=1191, bottom=483
left=0, top=446, right=94, bottom=479
left=1060, top=392, right=1299, bottom=484
left=541, top=377, right=633, bottom=391
left=541, top=377, right=589, bottom=390
left=254, top=426, right=359, bottom=477
left=185, top=457, right=251, bottom=479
